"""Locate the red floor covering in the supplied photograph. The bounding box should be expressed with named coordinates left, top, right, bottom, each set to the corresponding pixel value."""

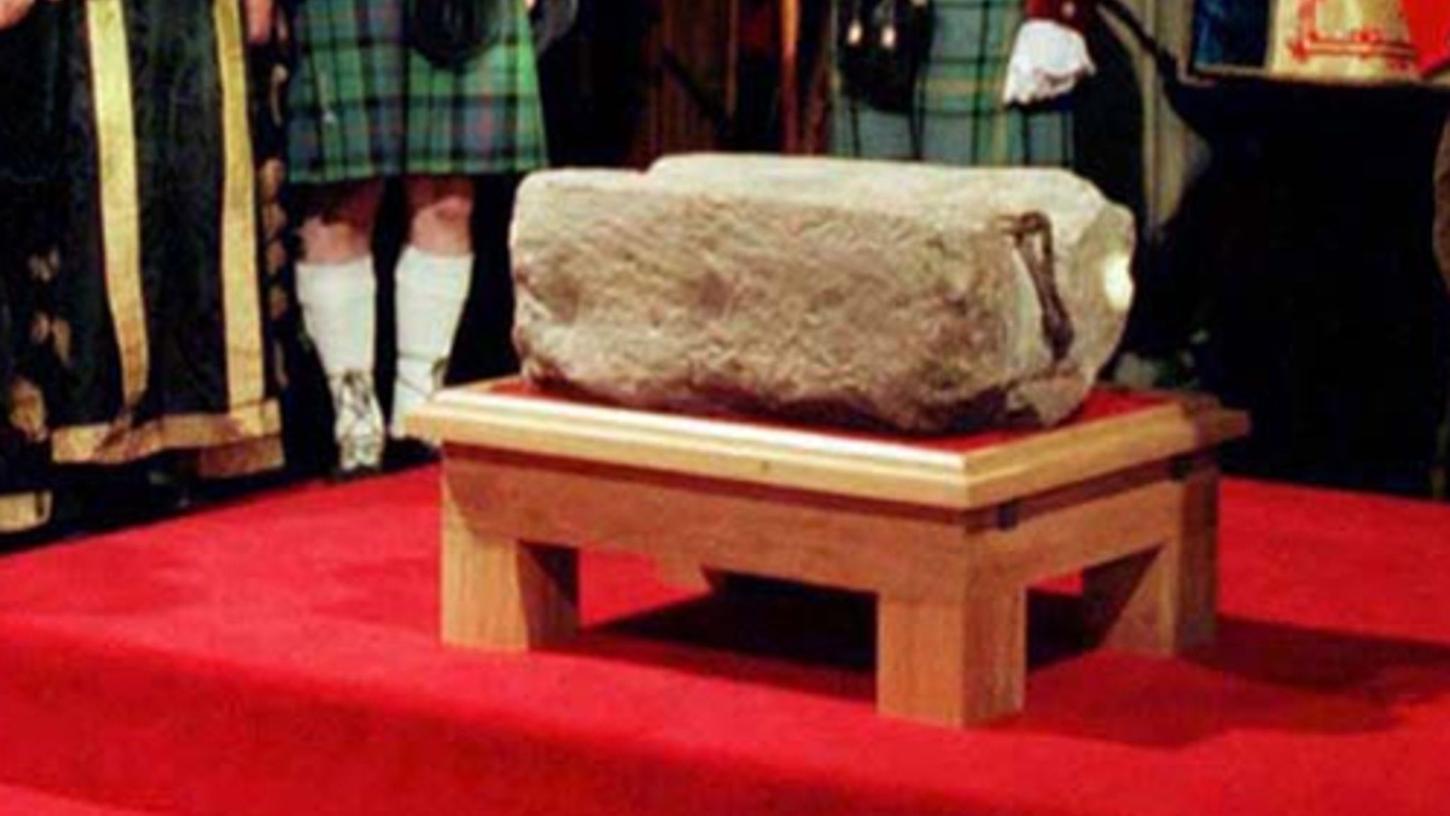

left=0, top=784, right=145, bottom=815
left=0, top=468, right=1447, bottom=815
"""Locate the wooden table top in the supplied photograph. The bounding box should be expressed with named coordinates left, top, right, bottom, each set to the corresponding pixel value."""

left=409, top=378, right=1249, bottom=511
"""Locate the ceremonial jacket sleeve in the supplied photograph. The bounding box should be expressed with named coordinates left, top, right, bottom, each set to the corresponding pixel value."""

left=1025, top=0, right=1094, bottom=31
left=1402, top=0, right=1450, bottom=76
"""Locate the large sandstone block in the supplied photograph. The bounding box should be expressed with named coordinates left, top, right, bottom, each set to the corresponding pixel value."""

left=511, top=154, right=1135, bottom=433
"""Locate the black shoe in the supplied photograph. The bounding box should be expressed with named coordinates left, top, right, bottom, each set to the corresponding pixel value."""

left=384, top=438, right=441, bottom=472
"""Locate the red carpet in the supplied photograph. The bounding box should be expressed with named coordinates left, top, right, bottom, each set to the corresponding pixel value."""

left=0, top=468, right=1447, bottom=815
left=0, top=784, right=145, bottom=815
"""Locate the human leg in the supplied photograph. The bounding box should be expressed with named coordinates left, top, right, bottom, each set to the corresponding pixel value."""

left=295, top=180, right=387, bottom=475
left=391, top=175, right=475, bottom=440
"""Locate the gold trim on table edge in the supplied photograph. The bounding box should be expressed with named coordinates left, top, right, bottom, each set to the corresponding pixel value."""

left=50, top=400, right=282, bottom=466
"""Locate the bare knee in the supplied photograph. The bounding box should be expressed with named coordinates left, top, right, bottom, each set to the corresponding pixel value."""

left=297, top=181, right=386, bottom=264
left=406, top=176, right=475, bottom=256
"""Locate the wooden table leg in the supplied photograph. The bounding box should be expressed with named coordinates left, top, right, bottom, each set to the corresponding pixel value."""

left=442, top=493, right=578, bottom=651
left=1084, top=470, right=1218, bottom=654
left=1083, top=546, right=1175, bottom=655
left=1171, top=467, right=1220, bottom=649
left=656, top=556, right=728, bottom=593
left=877, top=587, right=1026, bottom=726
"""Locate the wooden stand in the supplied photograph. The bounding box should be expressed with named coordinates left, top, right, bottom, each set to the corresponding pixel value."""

left=412, top=381, right=1248, bottom=728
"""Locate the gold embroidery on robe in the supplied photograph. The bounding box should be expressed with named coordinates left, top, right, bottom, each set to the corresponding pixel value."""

left=214, top=0, right=266, bottom=411
left=86, top=0, right=149, bottom=407
left=0, top=492, right=52, bottom=534
left=51, top=400, right=281, bottom=465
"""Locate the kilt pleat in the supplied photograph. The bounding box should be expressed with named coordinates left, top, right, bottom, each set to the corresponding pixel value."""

left=289, top=0, right=546, bottom=183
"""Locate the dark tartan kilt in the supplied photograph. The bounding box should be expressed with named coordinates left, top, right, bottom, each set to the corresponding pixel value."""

left=834, top=0, right=1074, bottom=167
left=288, top=0, right=548, bottom=183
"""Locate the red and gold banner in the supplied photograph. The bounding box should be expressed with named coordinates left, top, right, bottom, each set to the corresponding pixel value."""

left=1268, top=0, right=1449, bottom=84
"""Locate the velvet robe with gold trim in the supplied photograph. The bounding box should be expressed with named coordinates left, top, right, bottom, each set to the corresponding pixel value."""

left=1, top=0, right=284, bottom=532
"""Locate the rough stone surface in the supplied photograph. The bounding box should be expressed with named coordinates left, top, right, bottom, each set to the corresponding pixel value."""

left=511, top=154, right=1136, bottom=433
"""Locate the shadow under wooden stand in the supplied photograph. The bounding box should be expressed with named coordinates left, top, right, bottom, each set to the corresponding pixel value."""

left=413, top=380, right=1248, bottom=728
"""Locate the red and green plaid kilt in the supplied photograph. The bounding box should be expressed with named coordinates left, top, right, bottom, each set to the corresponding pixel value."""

left=287, top=0, right=547, bottom=183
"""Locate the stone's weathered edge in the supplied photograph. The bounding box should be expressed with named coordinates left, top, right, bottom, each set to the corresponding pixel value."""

left=510, top=154, right=1135, bottom=434
left=639, top=155, right=1137, bottom=414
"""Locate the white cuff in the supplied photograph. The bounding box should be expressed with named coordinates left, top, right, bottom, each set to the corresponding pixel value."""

left=1002, top=20, right=1095, bottom=107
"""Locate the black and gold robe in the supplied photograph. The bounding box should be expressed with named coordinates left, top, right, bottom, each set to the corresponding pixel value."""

left=1, top=0, right=285, bottom=533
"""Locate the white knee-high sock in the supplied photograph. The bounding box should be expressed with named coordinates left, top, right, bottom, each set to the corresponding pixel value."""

left=393, top=245, right=472, bottom=437
left=295, top=256, right=377, bottom=377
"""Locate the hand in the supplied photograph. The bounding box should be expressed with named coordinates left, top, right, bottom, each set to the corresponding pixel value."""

left=1002, top=20, right=1095, bottom=107
left=0, top=0, right=36, bottom=31
left=245, top=0, right=274, bottom=45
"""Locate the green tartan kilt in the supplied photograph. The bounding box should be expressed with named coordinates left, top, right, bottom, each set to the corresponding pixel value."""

left=287, top=0, right=548, bottom=183
left=834, top=0, right=1074, bottom=168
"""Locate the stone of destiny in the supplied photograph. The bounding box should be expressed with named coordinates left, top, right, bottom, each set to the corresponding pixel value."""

left=511, top=154, right=1135, bottom=433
